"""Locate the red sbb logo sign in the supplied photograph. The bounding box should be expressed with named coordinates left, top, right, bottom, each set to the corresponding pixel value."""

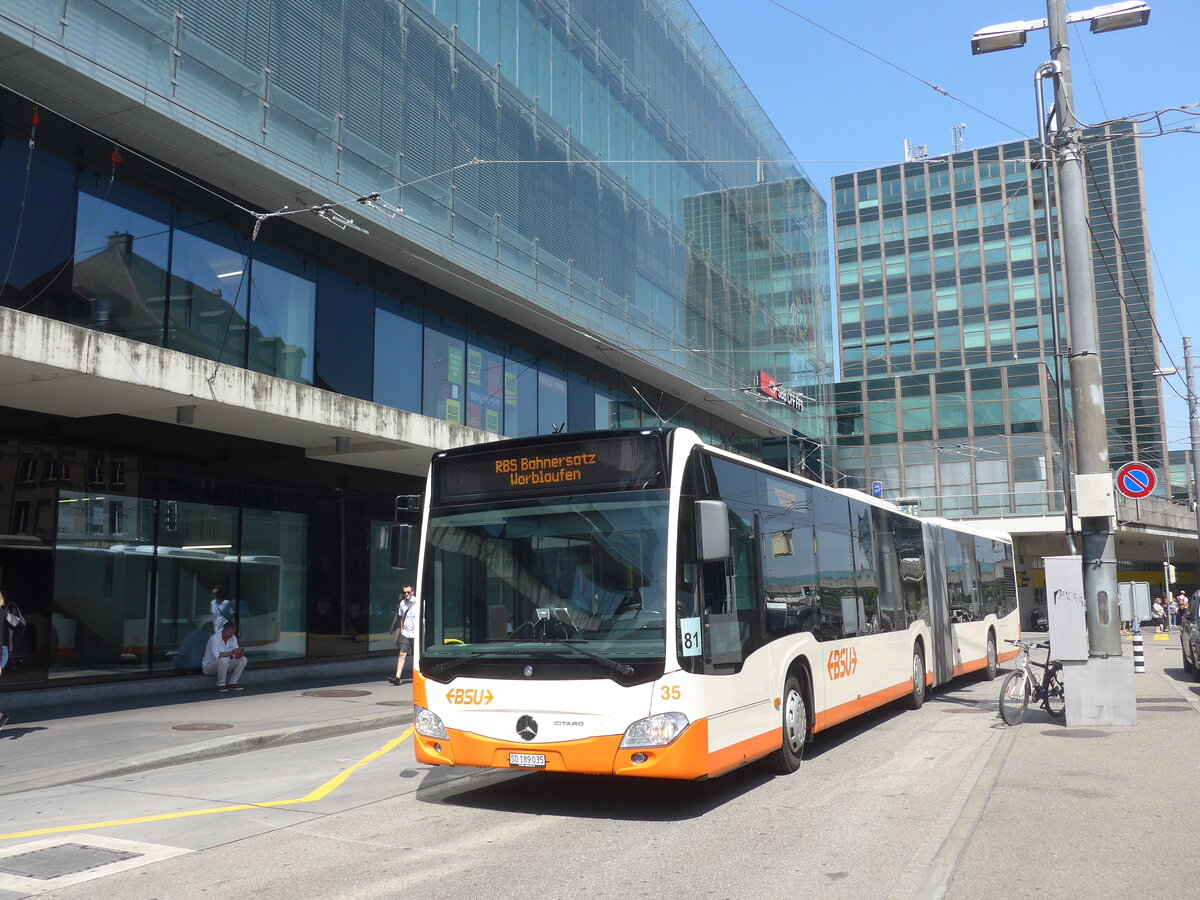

left=1114, top=462, right=1156, bottom=500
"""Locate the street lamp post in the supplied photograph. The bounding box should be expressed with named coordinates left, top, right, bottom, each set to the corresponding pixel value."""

left=972, top=0, right=1150, bottom=660
left=1033, top=65, right=1077, bottom=556
left=972, top=0, right=1149, bottom=725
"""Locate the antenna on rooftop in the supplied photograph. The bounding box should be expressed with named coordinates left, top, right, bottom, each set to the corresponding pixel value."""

left=952, top=123, right=966, bottom=153
left=903, top=139, right=928, bottom=162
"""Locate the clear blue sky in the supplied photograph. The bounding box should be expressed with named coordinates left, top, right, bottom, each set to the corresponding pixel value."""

left=689, top=0, right=1198, bottom=454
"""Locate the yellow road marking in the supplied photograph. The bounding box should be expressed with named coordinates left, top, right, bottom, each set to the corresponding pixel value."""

left=0, top=728, right=413, bottom=841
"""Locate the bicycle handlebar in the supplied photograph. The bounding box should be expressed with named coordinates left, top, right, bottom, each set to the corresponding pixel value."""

left=1005, top=638, right=1050, bottom=650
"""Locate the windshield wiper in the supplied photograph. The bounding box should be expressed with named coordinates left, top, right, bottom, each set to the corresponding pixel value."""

left=547, top=639, right=634, bottom=676
left=426, top=647, right=519, bottom=677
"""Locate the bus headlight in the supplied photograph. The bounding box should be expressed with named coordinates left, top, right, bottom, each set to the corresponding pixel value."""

left=414, top=706, right=448, bottom=739
left=619, top=712, right=689, bottom=748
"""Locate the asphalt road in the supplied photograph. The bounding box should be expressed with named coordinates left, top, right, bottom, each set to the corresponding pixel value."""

left=0, top=635, right=1194, bottom=899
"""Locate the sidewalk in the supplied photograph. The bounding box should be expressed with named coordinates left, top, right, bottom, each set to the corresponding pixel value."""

left=947, top=634, right=1200, bottom=897
left=0, top=672, right=414, bottom=797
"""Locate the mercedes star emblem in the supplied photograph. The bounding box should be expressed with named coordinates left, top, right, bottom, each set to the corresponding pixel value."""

left=516, top=715, right=538, bottom=741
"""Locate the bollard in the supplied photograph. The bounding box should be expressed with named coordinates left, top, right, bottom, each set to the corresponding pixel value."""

left=1132, top=631, right=1145, bottom=674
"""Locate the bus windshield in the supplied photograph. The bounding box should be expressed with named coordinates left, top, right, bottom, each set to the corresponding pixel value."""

left=419, top=491, right=669, bottom=674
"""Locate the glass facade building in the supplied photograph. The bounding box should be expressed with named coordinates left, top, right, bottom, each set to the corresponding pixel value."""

left=830, top=364, right=1068, bottom=519
left=831, top=123, right=1166, bottom=513
left=0, top=1, right=830, bottom=690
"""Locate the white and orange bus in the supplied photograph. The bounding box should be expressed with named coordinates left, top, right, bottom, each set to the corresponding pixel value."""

left=409, top=427, right=1018, bottom=779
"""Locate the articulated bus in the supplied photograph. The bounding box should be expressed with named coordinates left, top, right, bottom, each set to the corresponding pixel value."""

left=409, top=427, right=1018, bottom=780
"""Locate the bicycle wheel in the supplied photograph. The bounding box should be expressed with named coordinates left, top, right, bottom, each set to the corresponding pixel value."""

left=1043, top=667, right=1066, bottom=718
left=999, top=671, right=1030, bottom=725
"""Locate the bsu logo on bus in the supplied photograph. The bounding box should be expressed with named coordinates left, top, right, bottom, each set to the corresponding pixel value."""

left=827, top=647, right=859, bottom=681
left=445, top=688, right=494, bottom=705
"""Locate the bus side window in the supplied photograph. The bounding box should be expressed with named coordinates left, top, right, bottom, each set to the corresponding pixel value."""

left=702, top=457, right=764, bottom=670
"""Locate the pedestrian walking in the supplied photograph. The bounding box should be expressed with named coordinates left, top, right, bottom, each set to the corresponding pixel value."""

left=0, top=590, right=24, bottom=731
left=388, top=585, right=417, bottom=685
left=1169, top=595, right=1180, bottom=629
left=1152, top=597, right=1166, bottom=633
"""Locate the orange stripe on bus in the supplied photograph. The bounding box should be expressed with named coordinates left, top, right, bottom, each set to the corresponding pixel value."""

left=412, top=671, right=427, bottom=708
left=953, top=647, right=1016, bottom=676
left=414, top=718, right=786, bottom=780
left=814, top=679, right=914, bottom=732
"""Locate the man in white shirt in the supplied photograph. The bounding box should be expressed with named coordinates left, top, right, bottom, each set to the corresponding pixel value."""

left=202, top=622, right=247, bottom=692
left=388, top=585, right=417, bottom=685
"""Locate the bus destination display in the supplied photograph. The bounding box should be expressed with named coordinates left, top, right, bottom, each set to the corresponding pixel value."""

left=435, top=434, right=665, bottom=503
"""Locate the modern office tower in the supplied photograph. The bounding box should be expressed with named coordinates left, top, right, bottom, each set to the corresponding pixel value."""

left=0, top=1, right=828, bottom=690
left=831, top=122, right=1166, bottom=518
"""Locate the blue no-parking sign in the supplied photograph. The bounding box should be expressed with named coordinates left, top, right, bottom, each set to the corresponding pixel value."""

left=1114, top=462, right=1156, bottom=500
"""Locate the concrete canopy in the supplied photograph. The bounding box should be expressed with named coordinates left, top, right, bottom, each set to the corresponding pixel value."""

left=0, top=306, right=496, bottom=476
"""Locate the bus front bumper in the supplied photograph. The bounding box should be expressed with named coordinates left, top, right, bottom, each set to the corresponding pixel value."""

left=413, top=718, right=724, bottom=779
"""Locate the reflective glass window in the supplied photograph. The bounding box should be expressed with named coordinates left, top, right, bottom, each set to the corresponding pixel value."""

left=247, top=247, right=316, bottom=384
left=537, top=363, right=568, bottom=434
left=238, top=507, right=307, bottom=662
left=504, top=350, right=538, bottom=437
left=51, top=491, right=157, bottom=677
left=370, top=519, right=413, bottom=653
left=423, top=318, right=466, bottom=425
left=0, top=139, right=76, bottom=319
left=153, top=500, right=239, bottom=670
left=315, top=269, right=373, bottom=400
left=465, top=334, right=505, bottom=433
left=374, top=299, right=424, bottom=412
left=167, top=221, right=249, bottom=367
left=71, top=183, right=171, bottom=345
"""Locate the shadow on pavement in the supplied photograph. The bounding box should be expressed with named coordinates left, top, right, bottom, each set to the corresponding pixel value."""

left=422, top=764, right=775, bottom=822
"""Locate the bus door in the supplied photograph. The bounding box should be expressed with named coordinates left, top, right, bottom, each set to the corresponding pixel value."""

left=922, top=523, right=954, bottom=685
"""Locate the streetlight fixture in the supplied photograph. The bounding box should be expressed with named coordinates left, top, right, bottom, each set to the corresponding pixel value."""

left=971, top=2, right=1151, bottom=53
left=972, top=0, right=1150, bottom=726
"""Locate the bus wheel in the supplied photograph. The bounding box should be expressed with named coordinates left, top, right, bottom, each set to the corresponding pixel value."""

left=983, top=632, right=998, bottom=681
left=766, top=674, right=807, bottom=774
left=905, top=647, right=926, bottom=710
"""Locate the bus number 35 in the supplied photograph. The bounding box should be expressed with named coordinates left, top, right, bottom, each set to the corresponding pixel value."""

left=827, top=647, right=859, bottom=680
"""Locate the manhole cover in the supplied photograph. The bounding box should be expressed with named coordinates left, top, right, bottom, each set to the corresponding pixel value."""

left=376, top=700, right=411, bottom=707
left=303, top=689, right=372, bottom=698
left=1043, top=729, right=1109, bottom=738
left=941, top=707, right=991, bottom=714
left=0, top=844, right=140, bottom=880
left=172, top=723, right=234, bottom=731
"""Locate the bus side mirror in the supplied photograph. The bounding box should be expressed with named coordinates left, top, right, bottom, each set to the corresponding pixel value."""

left=390, top=523, right=413, bottom=569
left=695, top=500, right=730, bottom=562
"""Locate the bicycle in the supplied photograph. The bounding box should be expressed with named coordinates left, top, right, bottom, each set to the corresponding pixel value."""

left=998, top=639, right=1065, bottom=725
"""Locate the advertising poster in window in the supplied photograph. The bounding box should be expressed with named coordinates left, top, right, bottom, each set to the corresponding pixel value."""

left=465, top=347, right=503, bottom=433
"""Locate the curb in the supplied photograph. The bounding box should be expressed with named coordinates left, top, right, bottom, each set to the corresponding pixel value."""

left=1, top=708, right=413, bottom=798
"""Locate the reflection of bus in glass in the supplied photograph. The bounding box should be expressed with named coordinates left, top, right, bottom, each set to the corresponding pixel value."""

left=50, top=544, right=284, bottom=669
left=411, top=428, right=1018, bottom=780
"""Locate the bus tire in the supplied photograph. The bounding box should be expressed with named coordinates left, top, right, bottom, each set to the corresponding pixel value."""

left=766, top=674, right=807, bottom=774
left=982, top=631, right=998, bottom=681
left=904, top=646, right=926, bottom=710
